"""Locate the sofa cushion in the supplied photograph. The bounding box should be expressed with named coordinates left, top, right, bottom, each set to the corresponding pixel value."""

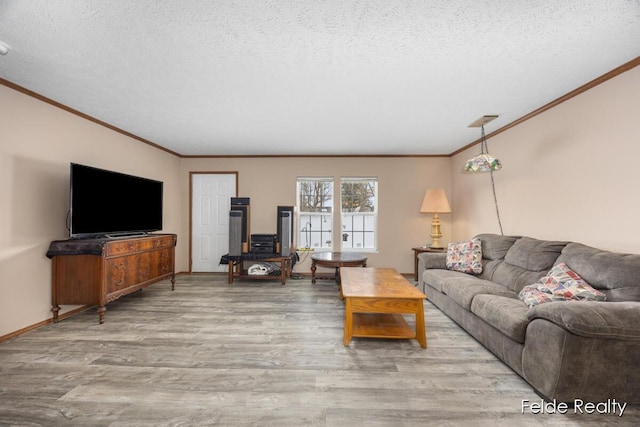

left=476, top=259, right=502, bottom=282
left=519, top=262, right=606, bottom=307
left=486, top=237, right=567, bottom=293
left=474, top=234, right=520, bottom=260
left=446, top=238, right=482, bottom=273
left=504, top=237, right=568, bottom=271
left=471, top=295, right=531, bottom=343
left=528, top=301, right=640, bottom=340
left=440, top=278, right=517, bottom=310
left=422, top=269, right=473, bottom=293
left=489, top=262, right=549, bottom=294
left=555, top=243, right=640, bottom=302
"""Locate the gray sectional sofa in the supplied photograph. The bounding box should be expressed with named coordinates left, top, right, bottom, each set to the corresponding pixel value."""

left=418, top=233, right=640, bottom=404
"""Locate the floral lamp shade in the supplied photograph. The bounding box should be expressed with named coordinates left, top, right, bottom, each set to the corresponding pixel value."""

left=464, top=153, right=502, bottom=172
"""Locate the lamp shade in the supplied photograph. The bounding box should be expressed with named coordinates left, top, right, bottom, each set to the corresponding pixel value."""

left=420, top=189, right=451, bottom=213
left=464, top=153, right=502, bottom=172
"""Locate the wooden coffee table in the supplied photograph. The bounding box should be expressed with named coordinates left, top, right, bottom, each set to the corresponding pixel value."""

left=340, top=267, right=427, bottom=348
left=310, top=252, right=367, bottom=284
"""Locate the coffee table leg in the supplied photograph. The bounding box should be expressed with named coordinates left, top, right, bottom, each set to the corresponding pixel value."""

left=343, top=298, right=353, bottom=346
left=415, top=300, right=427, bottom=349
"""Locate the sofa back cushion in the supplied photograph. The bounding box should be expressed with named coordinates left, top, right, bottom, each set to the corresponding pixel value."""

left=504, top=237, right=568, bottom=271
left=555, top=243, right=640, bottom=302
left=488, top=237, right=568, bottom=293
left=474, top=234, right=520, bottom=260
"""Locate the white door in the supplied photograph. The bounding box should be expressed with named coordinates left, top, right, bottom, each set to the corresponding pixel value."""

left=191, top=173, right=237, bottom=272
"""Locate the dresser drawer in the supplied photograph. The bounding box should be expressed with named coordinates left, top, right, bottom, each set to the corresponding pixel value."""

left=105, top=240, right=139, bottom=256
left=139, top=236, right=175, bottom=251
left=106, top=257, right=137, bottom=294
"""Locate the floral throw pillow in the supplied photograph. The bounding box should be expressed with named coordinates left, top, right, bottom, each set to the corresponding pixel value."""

left=446, top=238, right=483, bottom=274
left=519, top=262, right=607, bottom=307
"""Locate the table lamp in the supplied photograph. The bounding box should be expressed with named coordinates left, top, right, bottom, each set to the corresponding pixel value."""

left=420, top=189, right=451, bottom=249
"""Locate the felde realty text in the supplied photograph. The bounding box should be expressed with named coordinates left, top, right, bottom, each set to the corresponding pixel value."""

left=522, top=399, right=628, bottom=417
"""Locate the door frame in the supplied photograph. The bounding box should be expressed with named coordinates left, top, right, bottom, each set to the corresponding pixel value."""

left=189, top=171, right=239, bottom=273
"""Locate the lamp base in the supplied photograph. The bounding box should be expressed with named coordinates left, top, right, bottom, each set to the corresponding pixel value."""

left=429, top=213, right=444, bottom=249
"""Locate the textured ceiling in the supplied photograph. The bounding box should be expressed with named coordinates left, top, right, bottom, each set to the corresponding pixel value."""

left=1, top=1, right=639, bottom=156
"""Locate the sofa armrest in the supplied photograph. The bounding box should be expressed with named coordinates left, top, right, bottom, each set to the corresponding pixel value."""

left=417, top=252, right=447, bottom=285
left=418, top=252, right=447, bottom=270
left=527, top=301, right=640, bottom=340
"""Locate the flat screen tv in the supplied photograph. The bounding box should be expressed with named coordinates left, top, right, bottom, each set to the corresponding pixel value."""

left=69, top=163, right=163, bottom=238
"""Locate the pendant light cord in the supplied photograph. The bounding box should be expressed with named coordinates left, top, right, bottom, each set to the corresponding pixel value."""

left=482, top=125, right=504, bottom=235
left=489, top=170, right=504, bottom=235
left=481, top=126, right=487, bottom=154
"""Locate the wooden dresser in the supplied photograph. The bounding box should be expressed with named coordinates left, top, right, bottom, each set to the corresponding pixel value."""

left=47, top=234, right=177, bottom=324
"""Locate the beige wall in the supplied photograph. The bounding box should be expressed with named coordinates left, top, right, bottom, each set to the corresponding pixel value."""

left=180, top=157, right=451, bottom=275
left=451, top=65, right=640, bottom=253
left=0, top=85, right=182, bottom=337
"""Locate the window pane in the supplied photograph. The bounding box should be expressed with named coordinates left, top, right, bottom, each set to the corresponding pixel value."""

left=364, top=232, right=375, bottom=248
left=364, top=214, right=375, bottom=230
left=309, top=215, right=322, bottom=230
left=341, top=180, right=376, bottom=213
left=342, top=231, right=353, bottom=248
left=340, top=178, right=377, bottom=250
left=352, top=232, right=364, bottom=249
left=321, top=231, right=333, bottom=248
left=297, top=178, right=334, bottom=250
left=310, top=232, right=323, bottom=248
left=352, top=215, right=364, bottom=231
left=298, top=179, right=333, bottom=213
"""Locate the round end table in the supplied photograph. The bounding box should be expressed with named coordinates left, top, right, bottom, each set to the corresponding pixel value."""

left=310, top=252, right=368, bottom=284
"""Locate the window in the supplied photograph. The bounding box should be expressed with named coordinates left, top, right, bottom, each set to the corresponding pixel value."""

left=297, top=177, right=333, bottom=250
left=296, top=177, right=378, bottom=252
left=340, top=177, right=377, bottom=250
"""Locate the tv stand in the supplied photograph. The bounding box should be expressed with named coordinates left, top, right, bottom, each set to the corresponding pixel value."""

left=46, top=234, right=177, bottom=324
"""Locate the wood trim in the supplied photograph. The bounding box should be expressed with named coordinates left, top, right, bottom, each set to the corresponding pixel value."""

left=0, top=305, right=90, bottom=342
left=188, top=171, right=239, bottom=273
left=450, top=56, right=640, bottom=157
left=181, top=154, right=447, bottom=159
left=0, top=77, right=181, bottom=158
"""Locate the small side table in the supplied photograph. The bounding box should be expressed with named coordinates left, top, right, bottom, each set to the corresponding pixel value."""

left=311, top=252, right=368, bottom=284
left=412, top=246, right=446, bottom=281
left=220, top=253, right=297, bottom=286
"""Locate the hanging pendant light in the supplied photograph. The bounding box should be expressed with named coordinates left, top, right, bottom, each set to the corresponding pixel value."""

left=464, top=152, right=502, bottom=172
left=465, top=115, right=504, bottom=235
left=465, top=115, right=501, bottom=172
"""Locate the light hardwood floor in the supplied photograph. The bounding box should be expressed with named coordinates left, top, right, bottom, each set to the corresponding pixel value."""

left=1, top=274, right=637, bottom=426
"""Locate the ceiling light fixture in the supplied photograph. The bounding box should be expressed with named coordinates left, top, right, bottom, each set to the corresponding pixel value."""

left=0, top=41, right=10, bottom=55
left=465, top=115, right=501, bottom=172
left=465, top=115, right=504, bottom=235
